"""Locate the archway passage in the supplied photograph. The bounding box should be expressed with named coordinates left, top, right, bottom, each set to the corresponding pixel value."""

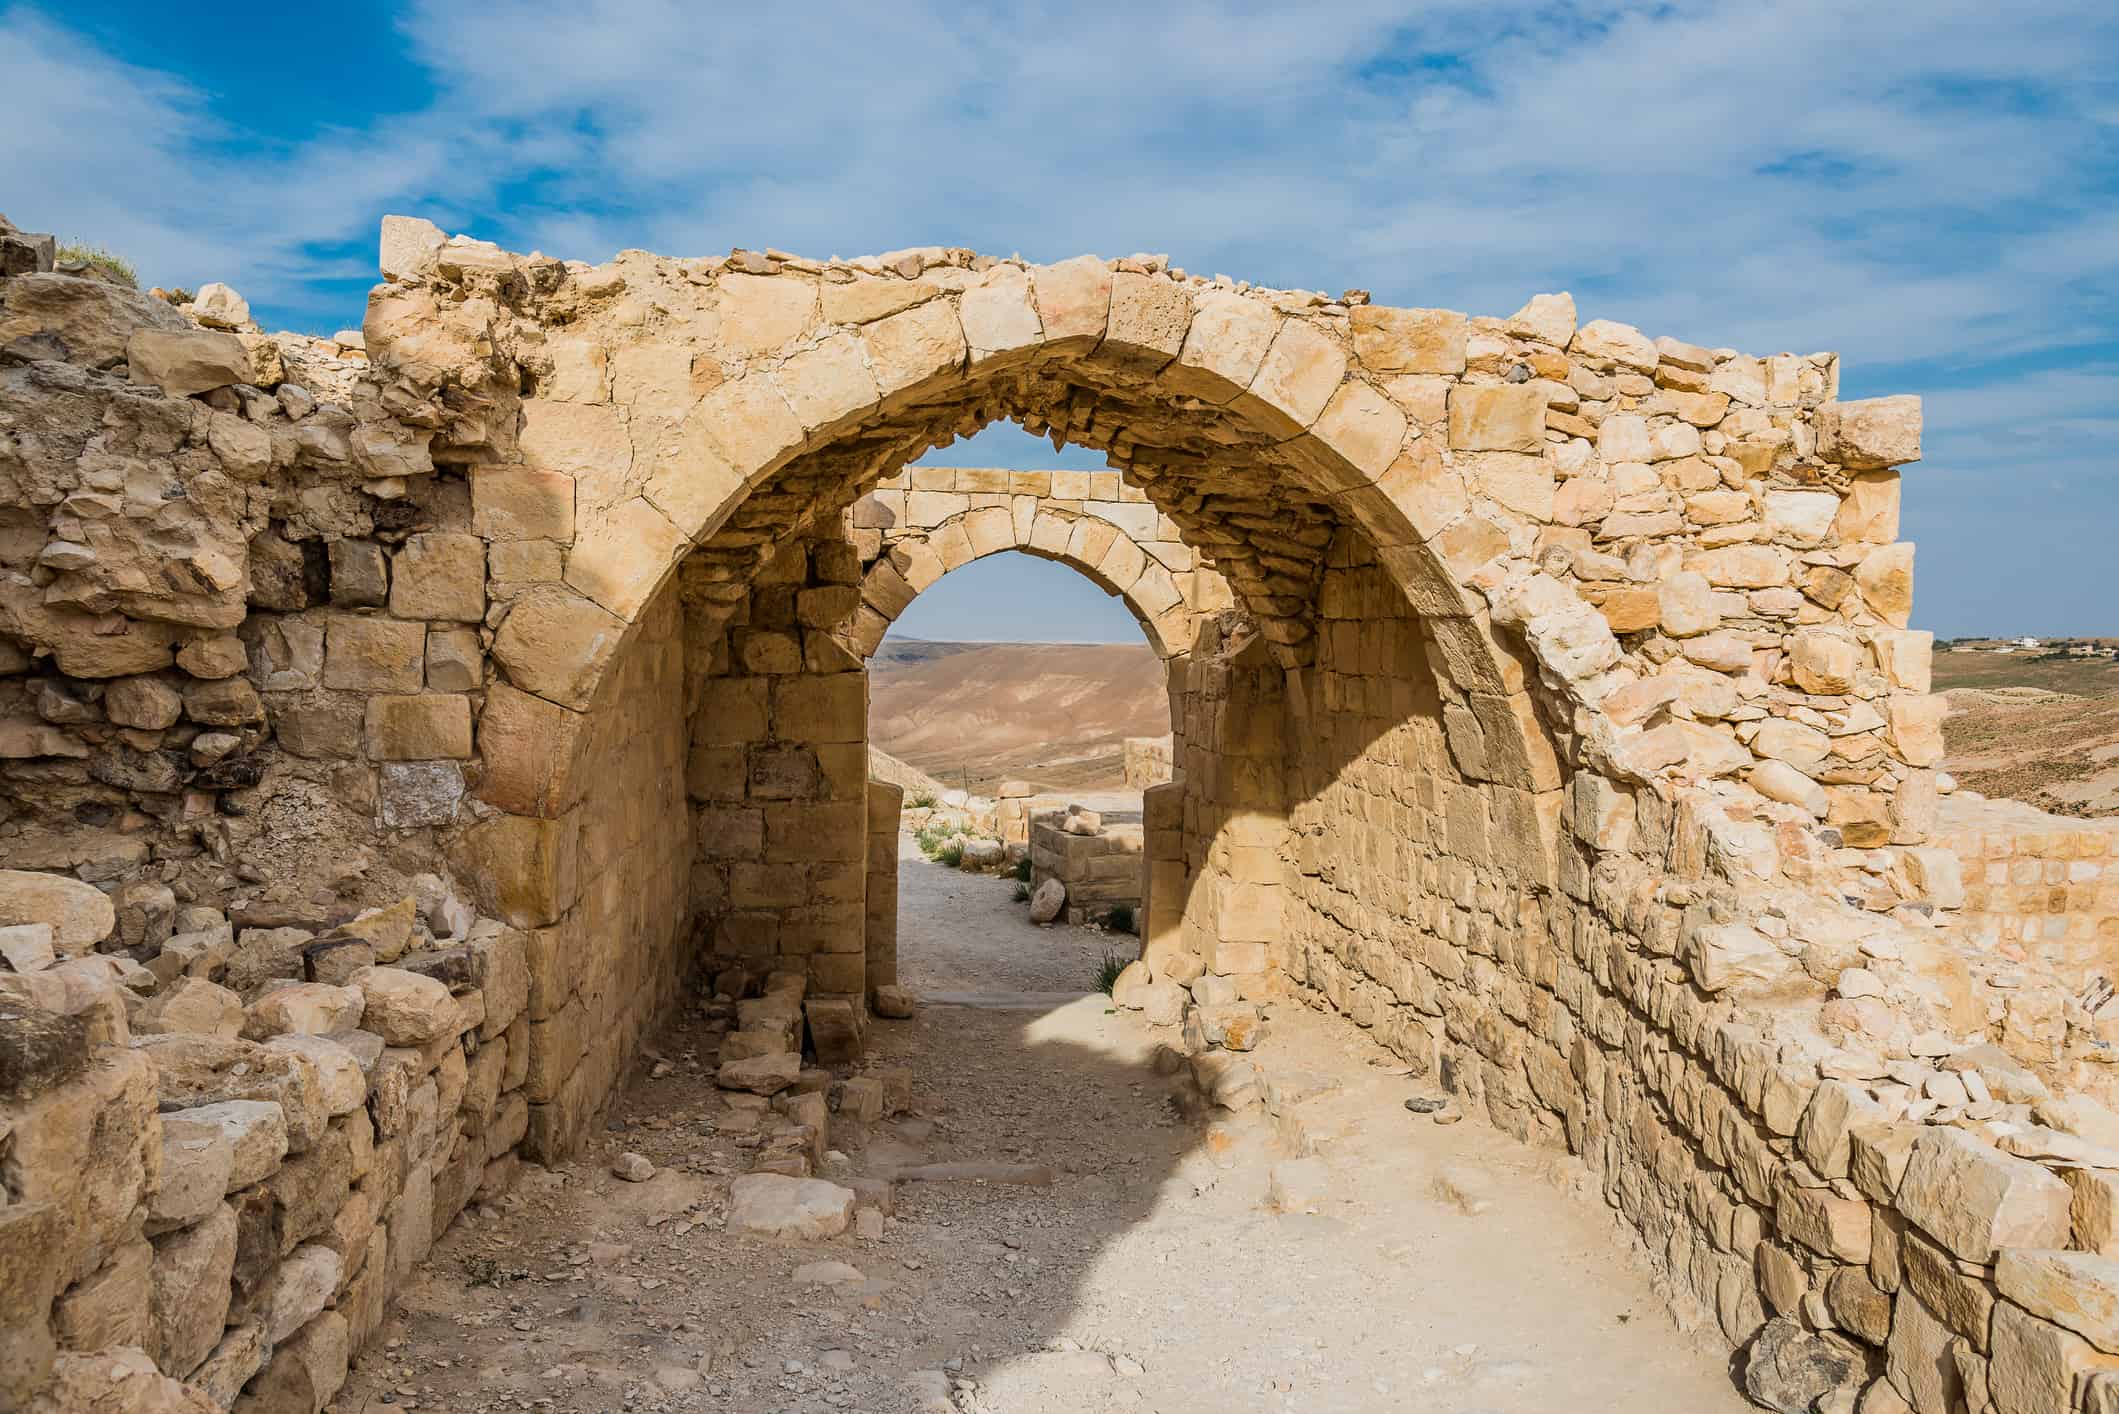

left=863, top=539, right=1173, bottom=1001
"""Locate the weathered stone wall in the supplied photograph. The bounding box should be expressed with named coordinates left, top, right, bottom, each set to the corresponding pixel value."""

left=1934, top=795, right=2119, bottom=991
left=2, top=900, right=532, bottom=1413
left=1123, top=734, right=1174, bottom=788
left=864, top=780, right=901, bottom=995
left=683, top=536, right=869, bottom=997
left=1028, top=809, right=1143, bottom=925
left=502, top=582, right=690, bottom=1160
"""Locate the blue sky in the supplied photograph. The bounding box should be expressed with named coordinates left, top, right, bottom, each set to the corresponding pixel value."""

left=6, top=1, right=2115, bottom=641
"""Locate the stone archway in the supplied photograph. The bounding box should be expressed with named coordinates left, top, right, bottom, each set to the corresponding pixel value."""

left=845, top=463, right=1232, bottom=662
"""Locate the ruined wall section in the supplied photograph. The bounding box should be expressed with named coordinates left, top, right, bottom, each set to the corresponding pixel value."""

left=484, top=582, right=690, bottom=1160
left=682, top=535, right=869, bottom=997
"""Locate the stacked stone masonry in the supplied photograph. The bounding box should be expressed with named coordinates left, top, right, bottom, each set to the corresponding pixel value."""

left=4, top=207, right=2119, bottom=1410
left=1029, top=807, right=1144, bottom=926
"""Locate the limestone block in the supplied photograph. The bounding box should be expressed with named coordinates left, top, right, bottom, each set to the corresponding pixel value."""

left=1448, top=384, right=1548, bottom=453
left=150, top=1201, right=237, bottom=1376
left=379, top=214, right=447, bottom=279
left=1349, top=306, right=1465, bottom=375
left=726, top=1173, right=855, bottom=1239
left=472, top=464, right=576, bottom=542
left=127, top=328, right=249, bottom=395
left=388, top=532, right=485, bottom=622
left=1573, top=319, right=1658, bottom=371
left=0, top=869, right=113, bottom=956
left=255, top=1243, right=342, bottom=1344
left=1244, top=319, right=1346, bottom=435
left=52, top=1233, right=151, bottom=1350
left=151, top=1114, right=236, bottom=1230
left=1888, top=694, right=1948, bottom=768
left=1896, top=1128, right=2071, bottom=1263
left=1820, top=396, right=1922, bottom=471
left=28, top=1347, right=219, bottom=1414
left=262, top=1035, right=367, bottom=1116
left=324, top=615, right=425, bottom=692
left=564, top=495, right=687, bottom=617
left=243, top=983, right=364, bottom=1040
left=1854, top=543, right=1914, bottom=627
left=1683, top=921, right=1791, bottom=995
left=0, top=922, right=54, bottom=974
left=0, top=1201, right=60, bottom=1398
left=1790, top=629, right=1861, bottom=694
left=1995, top=1250, right=2119, bottom=1354
left=1989, top=1300, right=2119, bottom=1414
left=490, top=586, right=626, bottom=712
left=105, top=675, right=182, bottom=730
left=363, top=693, right=473, bottom=760
left=184, top=1100, right=290, bottom=1189
left=1752, top=760, right=1828, bottom=817
left=134, top=976, right=244, bottom=1037
left=357, top=967, right=461, bottom=1046
left=380, top=760, right=465, bottom=827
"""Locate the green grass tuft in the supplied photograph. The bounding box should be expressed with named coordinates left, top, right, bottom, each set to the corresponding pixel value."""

left=1095, top=950, right=1128, bottom=994
left=908, top=791, right=936, bottom=809
left=55, top=241, right=136, bottom=288
left=935, top=843, right=964, bottom=868
left=1012, top=881, right=1030, bottom=902
left=1012, top=855, right=1032, bottom=882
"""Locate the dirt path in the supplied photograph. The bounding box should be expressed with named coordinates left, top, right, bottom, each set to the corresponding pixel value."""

left=338, top=850, right=1750, bottom=1413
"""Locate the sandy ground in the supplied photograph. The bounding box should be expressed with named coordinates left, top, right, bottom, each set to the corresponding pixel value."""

left=337, top=851, right=1750, bottom=1414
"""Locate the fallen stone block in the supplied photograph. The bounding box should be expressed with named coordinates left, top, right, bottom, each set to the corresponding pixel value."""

left=0, top=869, right=113, bottom=956
left=718, top=1052, right=801, bottom=1096
left=726, top=1173, right=855, bottom=1239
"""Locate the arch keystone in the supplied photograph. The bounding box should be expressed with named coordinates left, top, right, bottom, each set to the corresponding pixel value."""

left=1029, top=256, right=1112, bottom=352
left=959, top=265, right=1044, bottom=365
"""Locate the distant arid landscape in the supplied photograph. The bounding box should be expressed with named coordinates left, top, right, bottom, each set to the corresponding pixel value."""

left=1937, top=643, right=2119, bottom=816
left=870, top=636, right=2119, bottom=821
left=868, top=638, right=1168, bottom=795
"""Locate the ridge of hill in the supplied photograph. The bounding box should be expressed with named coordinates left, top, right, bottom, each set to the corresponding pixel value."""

left=868, top=639, right=1167, bottom=795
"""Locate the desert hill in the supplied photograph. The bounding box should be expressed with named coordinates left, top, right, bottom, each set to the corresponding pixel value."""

left=1935, top=648, right=2119, bottom=817
left=867, top=638, right=1168, bottom=795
